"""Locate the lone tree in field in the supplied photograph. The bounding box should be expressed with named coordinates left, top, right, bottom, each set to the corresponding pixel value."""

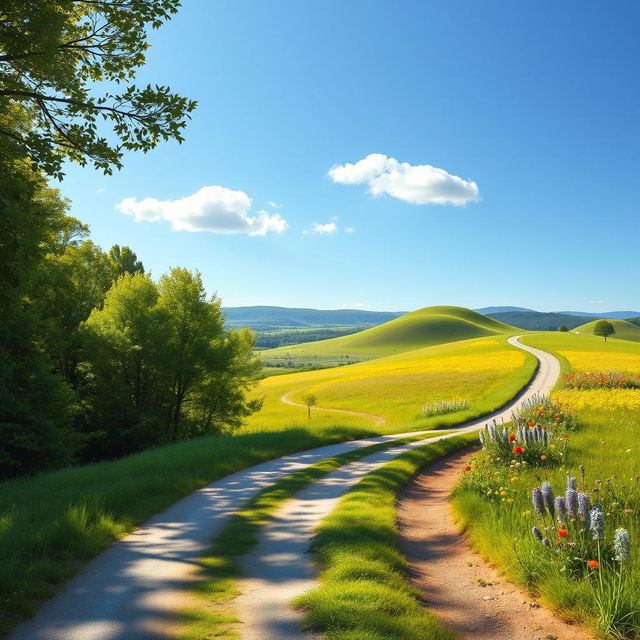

left=558, top=325, right=569, bottom=332
left=593, top=320, right=615, bottom=342
left=303, top=394, right=317, bottom=419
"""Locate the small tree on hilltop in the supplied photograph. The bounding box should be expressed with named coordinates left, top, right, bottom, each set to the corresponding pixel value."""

left=303, top=394, right=317, bottom=418
left=593, top=320, right=615, bottom=342
left=558, top=325, right=569, bottom=332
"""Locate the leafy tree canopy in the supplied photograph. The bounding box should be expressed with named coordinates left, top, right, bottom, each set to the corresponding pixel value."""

left=0, top=0, right=196, bottom=178
left=593, top=319, right=615, bottom=341
left=109, top=244, right=144, bottom=276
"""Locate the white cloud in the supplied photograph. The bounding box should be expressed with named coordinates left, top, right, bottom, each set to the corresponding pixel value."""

left=344, top=227, right=357, bottom=233
left=117, top=185, right=287, bottom=236
left=304, top=220, right=338, bottom=235
left=97, top=187, right=106, bottom=194
left=268, top=201, right=280, bottom=208
left=342, top=302, right=367, bottom=308
left=588, top=300, right=605, bottom=305
left=328, top=153, right=480, bottom=206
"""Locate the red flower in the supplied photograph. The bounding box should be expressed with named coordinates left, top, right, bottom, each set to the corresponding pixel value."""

left=513, top=446, right=525, bottom=455
left=464, top=465, right=471, bottom=472
left=509, top=434, right=516, bottom=442
left=563, top=434, right=569, bottom=440
left=529, top=420, right=536, bottom=427
left=557, top=529, right=568, bottom=537
left=587, top=560, right=600, bottom=569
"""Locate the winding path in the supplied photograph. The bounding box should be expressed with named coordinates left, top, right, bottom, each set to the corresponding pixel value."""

left=9, top=336, right=558, bottom=640
left=280, top=389, right=387, bottom=426
left=234, top=335, right=560, bottom=639
left=398, top=451, right=595, bottom=640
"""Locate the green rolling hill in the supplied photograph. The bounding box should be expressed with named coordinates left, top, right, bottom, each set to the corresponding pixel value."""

left=574, top=319, right=640, bottom=343
left=260, top=305, right=518, bottom=369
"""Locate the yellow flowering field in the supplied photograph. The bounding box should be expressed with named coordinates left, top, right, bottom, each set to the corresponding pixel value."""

left=557, top=350, right=640, bottom=374
left=554, top=388, right=640, bottom=413
left=242, top=337, right=536, bottom=433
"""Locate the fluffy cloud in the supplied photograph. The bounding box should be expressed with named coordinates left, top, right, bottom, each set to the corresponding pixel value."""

left=304, top=221, right=338, bottom=235
left=117, top=185, right=287, bottom=236
left=328, top=153, right=480, bottom=206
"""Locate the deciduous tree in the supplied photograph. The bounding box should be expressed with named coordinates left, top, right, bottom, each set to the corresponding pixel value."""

left=593, top=320, right=615, bottom=342
left=0, top=0, right=196, bottom=178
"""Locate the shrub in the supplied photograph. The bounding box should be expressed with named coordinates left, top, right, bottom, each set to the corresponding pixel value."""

left=421, top=398, right=469, bottom=417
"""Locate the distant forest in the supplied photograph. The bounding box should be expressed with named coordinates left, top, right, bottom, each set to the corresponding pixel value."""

left=254, top=327, right=367, bottom=349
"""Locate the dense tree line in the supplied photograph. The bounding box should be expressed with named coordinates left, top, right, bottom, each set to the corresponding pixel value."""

left=0, top=2, right=263, bottom=479
left=0, top=168, right=262, bottom=478
left=254, top=327, right=367, bottom=349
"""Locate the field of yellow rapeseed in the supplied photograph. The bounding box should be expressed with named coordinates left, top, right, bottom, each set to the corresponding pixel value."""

left=554, top=388, right=640, bottom=413
left=557, top=350, right=640, bottom=374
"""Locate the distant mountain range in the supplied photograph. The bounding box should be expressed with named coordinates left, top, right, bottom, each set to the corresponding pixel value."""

left=476, top=306, right=640, bottom=320
left=222, top=305, right=405, bottom=330
left=222, top=305, right=640, bottom=334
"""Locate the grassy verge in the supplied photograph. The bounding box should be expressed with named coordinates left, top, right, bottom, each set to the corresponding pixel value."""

left=295, top=432, right=478, bottom=640
left=0, top=423, right=399, bottom=636
left=452, top=408, right=640, bottom=638
left=178, top=432, right=449, bottom=639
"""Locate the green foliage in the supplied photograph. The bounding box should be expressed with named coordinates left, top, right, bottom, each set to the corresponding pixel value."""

left=109, top=244, right=144, bottom=277
left=81, top=269, right=262, bottom=458
left=0, top=162, right=78, bottom=478
left=0, top=0, right=196, bottom=177
left=559, top=324, right=569, bottom=332
left=594, top=320, right=616, bottom=341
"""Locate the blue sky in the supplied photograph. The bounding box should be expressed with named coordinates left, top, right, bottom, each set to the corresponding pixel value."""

left=60, top=0, right=640, bottom=312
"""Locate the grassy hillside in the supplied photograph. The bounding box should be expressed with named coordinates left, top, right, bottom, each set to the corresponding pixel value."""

left=260, top=306, right=518, bottom=369
left=574, top=318, right=640, bottom=342
left=245, top=335, right=537, bottom=431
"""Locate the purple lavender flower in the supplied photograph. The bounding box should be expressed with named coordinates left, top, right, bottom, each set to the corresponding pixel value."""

left=579, top=465, right=585, bottom=483
left=614, top=528, right=630, bottom=562
left=555, top=496, right=567, bottom=522
left=577, top=493, right=591, bottom=520
left=542, top=481, right=555, bottom=518
left=566, top=489, right=579, bottom=518
left=532, top=487, right=545, bottom=516
left=542, top=537, right=551, bottom=546
left=532, top=526, right=543, bottom=541
left=590, top=506, right=605, bottom=540
left=567, top=477, right=577, bottom=491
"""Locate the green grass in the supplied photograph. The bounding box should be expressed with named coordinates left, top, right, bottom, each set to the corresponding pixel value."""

left=178, top=432, right=448, bottom=640
left=452, top=332, right=640, bottom=638
left=245, top=335, right=537, bottom=431
left=260, top=305, right=518, bottom=368
left=0, top=423, right=407, bottom=636
left=0, top=325, right=539, bottom=636
left=295, top=432, right=478, bottom=640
